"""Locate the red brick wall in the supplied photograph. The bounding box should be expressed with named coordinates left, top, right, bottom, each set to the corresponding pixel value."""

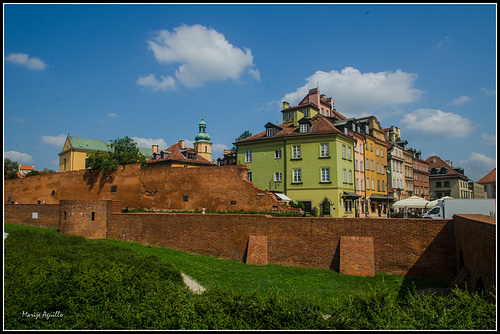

left=59, top=200, right=110, bottom=239
left=4, top=204, right=60, bottom=229
left=107, top=213, right=457, bottom=281
left=246, top=236, right=268, bottom=265
left=340, top=236, right=375, bottom=276
left=3, top=165, right=284, bottom=212
left=453, top=214, right=496, bottom=293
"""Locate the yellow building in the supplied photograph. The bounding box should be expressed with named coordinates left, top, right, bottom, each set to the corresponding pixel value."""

left=58, top=136, right=152, bottom=172
left=358, top=116, right=390, bottom=216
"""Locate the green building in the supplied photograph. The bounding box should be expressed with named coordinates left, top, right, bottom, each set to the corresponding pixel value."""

left=235, top=89, right=357, bottom=217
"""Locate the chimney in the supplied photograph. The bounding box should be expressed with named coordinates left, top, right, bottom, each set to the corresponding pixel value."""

left=178, top=140, right=185, bottom=148
left=152, top=145, right=159, bottom=154
left=282, top=101, right=289, bottom=109
left=445, top=160, right=453, bottom=167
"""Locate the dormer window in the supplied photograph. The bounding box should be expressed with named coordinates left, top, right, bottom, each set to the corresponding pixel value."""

left=303, top=108, right=309, bottom=117
left=266, top=128, right=273, bottom=137
left=300, top=123, right=308, bottom=133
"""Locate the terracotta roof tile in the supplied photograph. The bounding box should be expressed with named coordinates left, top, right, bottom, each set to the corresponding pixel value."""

left=478, top=168, right=496, bottom=184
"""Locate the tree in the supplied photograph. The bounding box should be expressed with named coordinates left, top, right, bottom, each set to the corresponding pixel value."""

left=231, top=130, right=252, bottom=152
left=4, top=158, right=19, bottom=179
left=86, top=136, right=147, bottom=174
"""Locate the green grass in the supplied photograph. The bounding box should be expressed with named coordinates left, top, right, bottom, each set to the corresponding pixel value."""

left=4, top=224, right=495, bottom=330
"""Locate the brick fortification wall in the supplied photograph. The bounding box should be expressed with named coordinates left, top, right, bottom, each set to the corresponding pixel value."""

left=106, top=213, right=457, bottom=281
left=453, top=214, right=496, bottom=293
left=3, top=204, right=60, bottom=230
left=6, top=201, right=496, bottom=287
left=3, top=165, right=285, bottom=212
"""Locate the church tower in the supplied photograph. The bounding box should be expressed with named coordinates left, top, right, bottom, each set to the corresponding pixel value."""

left=193, top=114, right=212, bottom=162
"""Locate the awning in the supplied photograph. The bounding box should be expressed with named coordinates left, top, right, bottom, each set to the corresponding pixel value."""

left=368, top=194, right=393, bottom=201
left=342, top=191, right=361, bottom=199
left=274, top=193, right=292, bottom=202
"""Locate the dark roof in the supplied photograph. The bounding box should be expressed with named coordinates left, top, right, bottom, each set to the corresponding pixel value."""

left=426, top=155, right=468, bottom=180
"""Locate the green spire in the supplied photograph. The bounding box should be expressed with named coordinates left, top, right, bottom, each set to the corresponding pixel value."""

left=195, top=113, right=211, bottom=142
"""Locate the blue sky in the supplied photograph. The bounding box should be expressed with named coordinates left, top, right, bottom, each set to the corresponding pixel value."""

left=4, top=3, right=496, bottom=181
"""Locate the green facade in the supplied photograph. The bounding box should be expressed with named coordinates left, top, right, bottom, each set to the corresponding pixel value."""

left=237, top=131, right=356, bottom=217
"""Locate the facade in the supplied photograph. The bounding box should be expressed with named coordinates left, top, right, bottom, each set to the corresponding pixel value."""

left=411, top=150, right=430, bottom=199
left=58, top=136, right=153, bottom=172
left=468, top=182, right=487, bottom=199
left=477, top=168, right=496, bottom=199
left=235, top=88, right=357, bottom=217
left=384, top=126, right=405, bottom=202
left=426, top=156, right=472, bottom=200
left=148, top=117, right=214, bottom=168
left=358, top=116, right=390, bottom=217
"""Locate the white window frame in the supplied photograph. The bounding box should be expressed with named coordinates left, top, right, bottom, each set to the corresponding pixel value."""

left=342, top=145, right=346, bottom=159
left=299, top=123, right=308, bottom=133
left=293, top=169, right=302, bottom=183
left=292, top=145, right=301, bottom=159
left=266, top=128, right=273, bottom=137
left=321, top=168, right=330, bottom=182
left=245, top=150, right=252, bottom=163
left=274, top=172, right=282, bottom=182
left=349, top=170, right=353, bottom=184
left=348, top=146, right=352, bottom=160
left=248, top=171, right=252, bottom=182
left=320, top=143, right=329, bottom=157
left=275, top=149, right=282, bottom=159
left=343, top=169, right=347, bottom=183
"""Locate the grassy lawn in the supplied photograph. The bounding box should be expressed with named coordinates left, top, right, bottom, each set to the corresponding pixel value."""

left=4, top=224, right=446, bottom=309
left=4, top=224, right=495, bottom=330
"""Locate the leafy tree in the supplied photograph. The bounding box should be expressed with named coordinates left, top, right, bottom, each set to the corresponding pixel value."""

left=86, top=136, right=147, bottom=174
left=4, top=158, right=19, bottom=179
left=232, top=130, right=253, bottom=152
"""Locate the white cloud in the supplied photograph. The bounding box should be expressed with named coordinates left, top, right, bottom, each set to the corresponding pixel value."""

left=281, top=67, right=423, bottom=118
left=4, top=151, right=34, bottom=165
left=401, top=108, right=474, bottom=139
left=5, top=53, right=47, bottom=70
left=143, top=24, right=258, bottom=88
left=457, top=152, right=496, bottom=182
left=107, top=113, right=120, bottom=118
left=211, top=143, right=230, bottom=160
left=41, top=134, right=67, bottom=147
left=449, top=95, right=471, bottom=106
left=480, top=132, right=496, bottom=146
left=131, top=137, right=168, bottom=150
left=248, top=68, right=261, bottom=81
left=481, top=88, right=496, bottom=96
left=137, top=74, right=176, bottom=92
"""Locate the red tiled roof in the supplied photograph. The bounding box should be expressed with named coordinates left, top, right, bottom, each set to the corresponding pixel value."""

left=426, top=155, right=466, bottom=177
left=236, top=114, right=348, bottom=144
left=147, top=142, right=212, bottom=165
left=478, top=168, right=496, bottom=184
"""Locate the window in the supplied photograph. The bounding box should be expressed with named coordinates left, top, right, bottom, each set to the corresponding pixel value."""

left=360, top=160, right=363, bottom=170
left=382, top=180, right=385, bottom=192
left=343, top=169, right=347, bottom=183
left=91, top=212, right=95, bottom=221
left=320, top=143, right=329, bottom=157
left=299, top=123, right=308, bottom=133
left=285, top=112, right=291, bottom=121
left=376, top=147, right=379, bottom=156
left=436, top=181, right=442, bottom=188
left=266, top=128, right=273, bottom=137
left=349, top=170, right=352, bottom=184
left=183, top=195, right=189, bottom=202
left=372, top=178, right=375, bottom=190
left=293, top=169, right=302, bottom=183
left=371, top=160, right=374, bottom=171
left=342, top=145, right=346, bottom=159
left=366, top=158, right=369, bottom=170
left=303, top=108, right=309, bottom=117
left=355, top=160, right=358, bottom=171
left=275, top=149, right=282, bottom=159
left=245, top=150, right=252, bottom=163
left=292, top=145, right=301, bottom=159
left=377, top=180, right=380, bottom=191
left=370, top=143, right=373, bottom=152
left=366, top=177, right=370, bottom=190
left=274, top=172, right=282, bottom=182
left=347, top=147, right=352, bottom=160
left=444, top=181, right=450, bottom=187
left=321, top=168, right=330, bottom=182
left=381, top=148, right=384, bottom=157
left=377, top=162, right=380, bottom=174
left=345, top=200, right=353, bottom=213
left=247, top=172, right=252, bottom=182
left=361, top=178, right=364, bottom=191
